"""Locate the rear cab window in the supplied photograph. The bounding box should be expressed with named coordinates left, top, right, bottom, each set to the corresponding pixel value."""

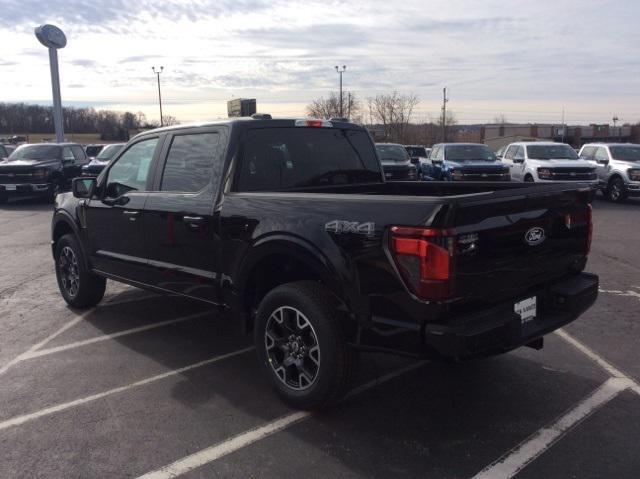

left=236, top=127, right=380, bottom=191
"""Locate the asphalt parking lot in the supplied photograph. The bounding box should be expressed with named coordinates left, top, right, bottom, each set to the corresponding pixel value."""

left=0, top=194, right=639, bottom=478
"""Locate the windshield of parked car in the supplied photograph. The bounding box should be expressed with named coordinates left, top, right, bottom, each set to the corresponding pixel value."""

left=445, top=144, right=497, bottom=161
left=526, top=144, right=579, bottom=160
left=85, top=145, right=104, bottom=157
left=405, top=146, right=428, bottom=157
left=609, top=146, right=640, bottom=161
left=237, top=127, right=381, bottom=191
left=96, top=144, right=124, bottom=161
left=376, top=144, right=410, bottom=162
left=7, top=144, right=61, bottom=161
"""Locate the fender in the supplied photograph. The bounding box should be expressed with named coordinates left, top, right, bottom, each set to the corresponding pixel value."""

left=230, top=233, right=350, bottom=315
left=50, top=209, right=91, bottom=270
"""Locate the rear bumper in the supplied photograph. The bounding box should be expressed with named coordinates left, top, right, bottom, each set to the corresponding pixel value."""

left=0, top=183, right=50, bottom=197
left=424, top=272, right=598, bottom=359
left=358, top=272, right=598, bottom=360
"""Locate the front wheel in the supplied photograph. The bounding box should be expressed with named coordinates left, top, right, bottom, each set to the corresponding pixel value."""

left=524, top=175, right=535, bottom=182
left=607, top=177, right=627, bottom=203
left=254, top=281, right=355, bottom=409
left=55, top=234, right=106, bottom=308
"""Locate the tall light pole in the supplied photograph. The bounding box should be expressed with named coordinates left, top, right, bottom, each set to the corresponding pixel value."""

left=441, top=87, right=449, bottom=142
left=152, top=66, right=164, bottom=126
left=35, top=24, right=67, bottom=143
left=335, top=65, right=346, bottom=117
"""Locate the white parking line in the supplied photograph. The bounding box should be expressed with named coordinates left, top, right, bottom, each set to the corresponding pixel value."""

left=136, top=360, right=429, bottom=479
left=471, top=377, right=631, bottom=479
left=0, top=346, right=254, bottom=432
left=21, top=311, right=209, bottom=361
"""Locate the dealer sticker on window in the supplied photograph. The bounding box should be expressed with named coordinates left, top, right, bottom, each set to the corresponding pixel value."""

left=514, top=296, right=537, bottom=324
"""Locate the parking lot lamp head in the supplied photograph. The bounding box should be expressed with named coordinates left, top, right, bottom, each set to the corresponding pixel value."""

left=34, top=24, right=67, bottom=143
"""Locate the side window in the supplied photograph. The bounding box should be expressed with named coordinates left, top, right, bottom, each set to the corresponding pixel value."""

left=515, top=146, right=525, bottom=159
left=434, top=146, right=444, bottom=160
left=105, top=138, right=159, bottom=197
left=594, top=147, right=608, bottom=162
left=71, top=145, right=86, bottom=162
left=504, top=145, right=516, bottom=160
left=62, top=146, right=75, bottom=162
left=160, top=132, right=221, bottom=193
left=580, top=146, right=595, bottom=160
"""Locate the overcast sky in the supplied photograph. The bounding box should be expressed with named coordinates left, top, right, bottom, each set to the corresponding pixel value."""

left=1, top=0, right=639, bottom=124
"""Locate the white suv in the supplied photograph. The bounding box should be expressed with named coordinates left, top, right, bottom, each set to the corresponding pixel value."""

left=501, top=141, right=598, bottom=185
left=578, top=143, right=640, bottom=202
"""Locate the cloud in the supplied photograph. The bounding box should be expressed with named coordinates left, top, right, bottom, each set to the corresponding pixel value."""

left=71, top=59, right=97, bottom=68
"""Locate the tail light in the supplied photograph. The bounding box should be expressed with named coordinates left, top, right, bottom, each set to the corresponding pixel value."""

left=389, top=226, right=456, bottom=301
left=564, top=204, right=593, bottom=255
left=295, top=119, right=333, bottom=128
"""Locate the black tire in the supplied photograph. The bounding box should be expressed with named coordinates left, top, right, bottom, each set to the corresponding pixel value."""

left=55, top=234, right=106, bottom=308
left=46, top=178, right=62, bottom=204
left=524, top=175, right=535, bottom=182
left=254, top=281, right=355, bottom=410
left=607, top=177, right=627, bottom=203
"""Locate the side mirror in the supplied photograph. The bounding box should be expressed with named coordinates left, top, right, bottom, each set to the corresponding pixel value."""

left=72, top=177, right=95, bottom=199
left=514, top=157, right=525, bottom=163
left=597, top=159, right=609, bottom=165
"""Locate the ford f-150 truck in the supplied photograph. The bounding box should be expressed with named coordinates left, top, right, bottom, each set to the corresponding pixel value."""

left=51, top=117, right=598, bottom=409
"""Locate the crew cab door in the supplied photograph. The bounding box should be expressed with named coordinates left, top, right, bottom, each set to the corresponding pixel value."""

left=429, top=145, right=444, bottom=180
left=592, top=146, right=611, bottom=183
left=143, top=128, right=225, bottom=304
left=82, top=136, right=162, bottom=282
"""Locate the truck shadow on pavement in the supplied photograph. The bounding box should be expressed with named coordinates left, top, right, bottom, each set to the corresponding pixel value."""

left=69, top=289, right=610, bottom=478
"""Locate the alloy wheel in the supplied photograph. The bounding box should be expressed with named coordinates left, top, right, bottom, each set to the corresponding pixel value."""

left=265, top=306, right=321, bottom=391
left=58, top=246, right=80, bottom=297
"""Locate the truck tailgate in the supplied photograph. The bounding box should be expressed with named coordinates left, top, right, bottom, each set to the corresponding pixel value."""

left=450, top=186, right=592, bottom=304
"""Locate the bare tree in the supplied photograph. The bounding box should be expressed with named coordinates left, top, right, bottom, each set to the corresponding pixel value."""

left=493, top=113, right=508, bottom=125
left=162, top=115, right=180, bottom=126
left=367, top=92, right=419, bottom=143
left=306, top=91, right=362, bottom=122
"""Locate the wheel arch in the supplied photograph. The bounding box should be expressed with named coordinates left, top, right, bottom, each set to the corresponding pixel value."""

left=234, top=235, right=347, bottom=332
left=51, top=212, right=90, bottom=268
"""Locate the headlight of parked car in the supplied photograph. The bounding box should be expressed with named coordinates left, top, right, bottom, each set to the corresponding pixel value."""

left=628, top=169, right=640, bottom=181
left=537, top=168, right=552, bottom=180
left=33, top=168, right=49, bottom=180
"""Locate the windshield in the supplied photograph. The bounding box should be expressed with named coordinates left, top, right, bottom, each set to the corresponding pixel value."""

left=376, top=144, right=410, bottom=161
left=405, top=146, right=427, bottom=157
left=445, top=144, right=496, bottom=161
left=96, top=144, right=124, bottom=160
left=609, top=146, right=640, bottom=161
left=8, top=144, right=61, bottom=161
left=527, top=144, right=579, bottom=160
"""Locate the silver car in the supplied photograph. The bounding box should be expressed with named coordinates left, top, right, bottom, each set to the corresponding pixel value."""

left=579, top=143, right=640, bottom=202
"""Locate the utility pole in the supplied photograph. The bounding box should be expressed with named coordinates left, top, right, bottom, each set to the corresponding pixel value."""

left=152, top=66, right=164, bottom=127
left=335, top=65, right=346, bottom=117
left=441, top=87, right=449, bottom=142
left=561, top=108, right=565, bottom=143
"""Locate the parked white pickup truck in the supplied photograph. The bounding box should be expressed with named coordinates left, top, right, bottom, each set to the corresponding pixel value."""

left=500, top=142, right=598, bottom=184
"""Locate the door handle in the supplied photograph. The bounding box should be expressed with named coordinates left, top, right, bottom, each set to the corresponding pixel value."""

left=183, top=215, right=205, bottom=225
left=123, top=210, right=140, bottom=221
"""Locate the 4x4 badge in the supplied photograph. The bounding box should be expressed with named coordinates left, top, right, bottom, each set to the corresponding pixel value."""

left=525, top=227, right=545, bottom=246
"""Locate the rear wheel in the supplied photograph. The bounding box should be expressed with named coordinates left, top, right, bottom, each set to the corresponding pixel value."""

left=55, top=234, right=106, bottom=308
left=607, top=177, right=627, bottom=203
left=254, top=281, right=355, bottom=409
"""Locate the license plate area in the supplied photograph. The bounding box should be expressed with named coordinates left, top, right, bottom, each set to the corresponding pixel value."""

left=514, top=296, right=537, bottom=325
left=5, top=185, right=17, bottom=191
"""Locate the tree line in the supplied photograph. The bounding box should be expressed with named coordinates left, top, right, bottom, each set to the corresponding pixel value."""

left=0, top=102, right=179, bottom=141
left=306, top=91, right=457, bottom=145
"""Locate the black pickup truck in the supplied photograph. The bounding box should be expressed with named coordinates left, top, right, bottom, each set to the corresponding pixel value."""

left=51, top=118, right=598, bottom=409
left=0, top=143, right=89, bottom=203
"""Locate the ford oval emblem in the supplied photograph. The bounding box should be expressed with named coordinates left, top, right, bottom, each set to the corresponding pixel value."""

left=525, top=227, right=546, bottom=246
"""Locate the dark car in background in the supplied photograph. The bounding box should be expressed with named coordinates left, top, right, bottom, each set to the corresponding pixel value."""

left=375, top=143, right=418, bottom=181
left=0, top=144, right=16, bottom=159
left=81, top=143, right=125, bottom=177
left=425, top=143, right=510, bottom=181
left=84, top=144, right=106, bottom=159
left=0, top=143, right=88, bottom=203
left=404, top=145, right=432, bottom=179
